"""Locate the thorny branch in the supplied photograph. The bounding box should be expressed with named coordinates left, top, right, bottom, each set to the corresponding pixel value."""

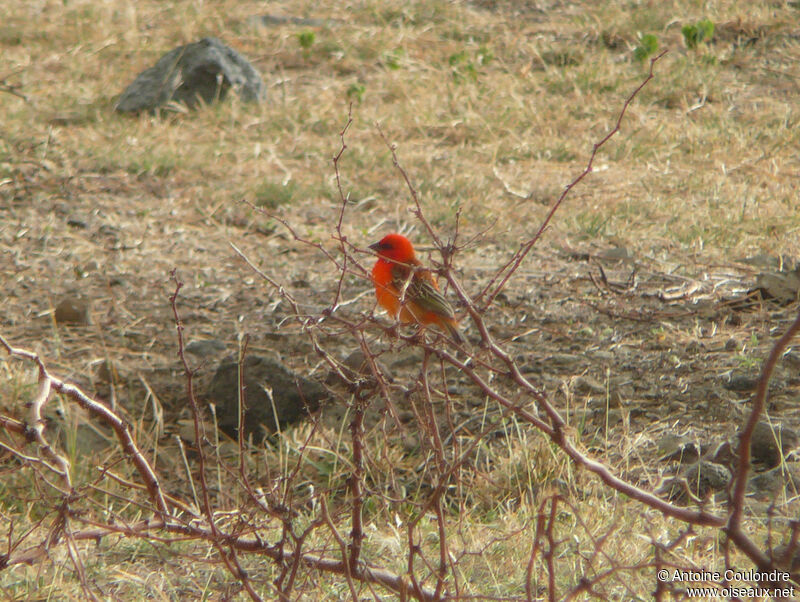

left=726, top=307, right=800, bottom=577
left=480, top=50, right=668, bottom=310
left=3, top=50, right=799, bottom=600
left=0, top=334, right=169, bottom=516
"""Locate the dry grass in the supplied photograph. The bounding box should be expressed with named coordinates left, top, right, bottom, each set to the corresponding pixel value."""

left=2, top=0, right=800, bottom=599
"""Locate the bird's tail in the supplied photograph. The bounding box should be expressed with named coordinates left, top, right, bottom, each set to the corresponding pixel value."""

left=445, top=320, right=464, bottom=344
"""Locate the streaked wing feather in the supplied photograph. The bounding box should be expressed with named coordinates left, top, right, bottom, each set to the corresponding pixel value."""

left=391, top=265, right=455, bottom=319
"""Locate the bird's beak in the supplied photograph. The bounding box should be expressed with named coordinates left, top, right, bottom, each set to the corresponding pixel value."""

left=368, top=242, right=381, bottom=252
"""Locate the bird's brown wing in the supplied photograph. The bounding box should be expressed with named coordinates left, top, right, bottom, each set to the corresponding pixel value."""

left=391, top=263, right=455, bottom=320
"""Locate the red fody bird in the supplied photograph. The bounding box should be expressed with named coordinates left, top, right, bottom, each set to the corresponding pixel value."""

left=369, top=233, right=463, bottom=343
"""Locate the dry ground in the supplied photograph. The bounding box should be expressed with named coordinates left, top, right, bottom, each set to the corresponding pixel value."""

left=2, top=0, right=800, bottom=599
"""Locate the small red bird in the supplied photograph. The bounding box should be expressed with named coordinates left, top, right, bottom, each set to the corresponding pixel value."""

left=369, top=233, right=463, bottom=343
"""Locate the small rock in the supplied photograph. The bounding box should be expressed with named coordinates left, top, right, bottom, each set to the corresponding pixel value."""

left=657, top=434, right=701, bottom=464
left=48, top=406, right=112, bottom=455
left=738, top=254, right=786, bottom=270
left=772, top=543, right=800, bottom=571
left=396, top=410, right=415, bottom=423
left=67, top=217, right=88, bottom=229
left=661, top=461, right=731, bottom=503
left=711, top=440, right=735, bottom=467
left=593, top=407, right=623, bottom=428
left=185, top=339, right=226, bottom=357
left=388, top=348, right=424, bottom=369
left=573, top=375, right=606, bottom=395
left=402, top=434, right=420, bottom=454
left=466, top=396, right=484, bottom=408
left=747, top=464, right=800, bottom=500
left=325, top=350, right=393, bottom=390
left=520, top=361, right=542, bottom=375
left=597, top=246, right=630, bottom=262
left=657, top=433, right=686, bottom=457
left=724, top=374, right=758, bottom=392
left=684, top=460, right=731, bottom=496
left=54, top=297, right=90, bottom=325
left=92, top=359, right=119, bottom=401
left=94, top=359, right=117, bottom=384
left=248, top=14, right=331, bottom=28
left=754, top=269, right=800, bottom=304
left=208, top=355, right=329, bottom=440
left=749, top=422, right=799, bottom=468
left=547, top=353, right=583, bottom=368
left=116, top=37, right=265, bottom=113
left=685, top=340, right=701, bottom=354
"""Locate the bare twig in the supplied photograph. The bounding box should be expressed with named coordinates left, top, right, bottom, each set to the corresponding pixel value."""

left=0, top=333, right=169, bottom=516
left=727, top=307, right=800, bottom=577
left=480, top=50, right=668, bottom=310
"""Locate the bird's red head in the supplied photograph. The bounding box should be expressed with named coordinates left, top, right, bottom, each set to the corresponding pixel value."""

left=369, top=233, right=416, bottom=263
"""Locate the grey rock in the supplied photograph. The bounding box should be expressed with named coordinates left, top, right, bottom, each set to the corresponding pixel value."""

left=660, top=460, right=731, bottom=504
left=208, top=355, right=328, bottom=440
left=67, top=217, right=88, bottom=229
left=594, top=407, right=623, bottom=428
left=755, top=268, right=800, bottom=304
left=248, top=14, right=331, bottom=28
left=747, top=464, right=800, bottom=499
left=683, top=460, right=731, bottom=497
left=772, top=543, right=800, bottom=571
left=597, top=246, right=630, bottom=262
left=749, top=421, right=799, bottom=468
left=724, top=374, right=758, bottom=392
left=546, top=353, right=583, bottom=367
left=572, top=375, right=605, bottom=395
left=657, top=433, right=701, bottom=464
left=185, top=339, right=226, bottom=357
left=116, top=37, right=265, bottom=113
left=738, top=254, right=792, bottom=270
left=54, top=297, right=90, bottom=325
left=711, top=440, right=735, bottom=467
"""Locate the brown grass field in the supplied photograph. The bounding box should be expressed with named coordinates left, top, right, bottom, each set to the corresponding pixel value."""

left=2, top=0, right=800, bottom=599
